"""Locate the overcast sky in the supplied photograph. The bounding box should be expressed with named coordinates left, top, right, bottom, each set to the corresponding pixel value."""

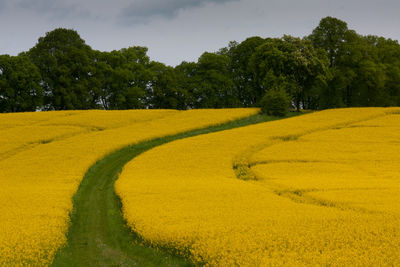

left=1, top=0, right=399, bottom=66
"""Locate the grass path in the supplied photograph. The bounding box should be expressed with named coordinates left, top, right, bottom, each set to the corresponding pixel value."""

left=51, top=113, right=297, bottom=267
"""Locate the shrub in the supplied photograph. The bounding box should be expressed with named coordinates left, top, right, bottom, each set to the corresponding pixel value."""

left=260, top=88, right=290, bottom=116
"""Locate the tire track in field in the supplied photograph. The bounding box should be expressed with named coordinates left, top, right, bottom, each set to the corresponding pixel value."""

left=0, top=112, right=173, bottom=162
left=0, top=127, right=102, bottom=162
left=233, top=112, right=394, bottom=213
left=51, top=113, right=276, bottom=267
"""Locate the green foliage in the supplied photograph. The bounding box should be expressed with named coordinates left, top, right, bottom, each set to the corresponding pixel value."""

left=226, top=37, right=265, bottom=105
left=0, top=54, right=43, bottom=112
left=89, top=48, right=149, bottom=110
left=28, top=28, right=94, bottom=110
left=175, top=53, right=238, bottom=108
left=175, top=61, right=199, bottom=108
left=260, top=87, right=290, bottom=116
left=147, top=61, right=187, bottom=109
left=249, top=36, right=330, bottom=110
left=309, top=16, right=348, bottom=67
left=2, top=17, right=400, bottom=113
left=309, top=17, right=400, bottom=108
left=196, top=52, right=238, bottom=108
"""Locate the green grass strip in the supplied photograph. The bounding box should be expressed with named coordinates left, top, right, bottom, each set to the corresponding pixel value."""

left=51, top=112, right=299, bottom=267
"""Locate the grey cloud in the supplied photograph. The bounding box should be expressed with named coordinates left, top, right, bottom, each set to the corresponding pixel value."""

left=120, top=0, right=238, bottom=24
left=1, top=0, right=400, bottom=66
left=14, top=0, right=90, bottom=20
left=0, top=0, right=10, bottom=13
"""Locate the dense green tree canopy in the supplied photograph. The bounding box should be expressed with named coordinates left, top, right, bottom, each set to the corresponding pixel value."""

left=249, top=36, right=330, bottom=110
left=225, top=37, right=265, bottom=106
left=0, top=54, right=43, bottom=112
left=309, top=17, right=400, bottom=108
left=195, top=52, right=237, bottom=108
left=1, top=17, right=400, bottom=113
left=146, top=61, right=186, bottom=109
left=28, top=28, right=94, bottom=110
left=309, top=16, right=349, bottom=67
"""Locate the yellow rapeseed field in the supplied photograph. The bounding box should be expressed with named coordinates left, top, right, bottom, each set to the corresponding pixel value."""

left=117, top=107, right=400, bottom=266
left=0, top=108, right=257, bottom=266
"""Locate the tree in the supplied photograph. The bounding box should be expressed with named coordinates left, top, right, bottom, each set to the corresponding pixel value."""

left=106, top=67, right=145, bottom=109
left=0, top=54, right=43, bottom=112
left=260, top=86, right=290, bottom=116
left=309, top=16, right=349, bottom=67
left=28, top=28, right=95, bottom=110
left=249, top=36, right=330, bottom=110
left=371, top=36, right=400, bottom=106
left=308, top=17, right=357, bottom=108
left=331, top=32, right=389, bottom=107
left=119, top=47, right=153, bottom=90
left=88, top=50, right=114, bottom=109
left=146, top=61, right=187, bottom=109
left=175, top=61, right=199, bottom=109
left=227, top=37, right=265, bottom=105
left=89, top=47, right=153, bottom=109
left=308, top=17, right=398, bottom=108
left=0, top=18, right=398, bottom=113
left=195, top=52, right=238, bottom=108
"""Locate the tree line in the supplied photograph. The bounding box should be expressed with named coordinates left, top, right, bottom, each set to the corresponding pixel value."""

left=1, top=16, right=400, bottom=113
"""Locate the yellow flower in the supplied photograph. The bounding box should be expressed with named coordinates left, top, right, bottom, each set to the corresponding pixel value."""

left=0, top=108, right=257, bottom=266
left=117, top=107, right=400, bottom=266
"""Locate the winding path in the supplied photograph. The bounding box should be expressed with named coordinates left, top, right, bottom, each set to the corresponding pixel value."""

left=51, top=113, right=281, bottom=267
